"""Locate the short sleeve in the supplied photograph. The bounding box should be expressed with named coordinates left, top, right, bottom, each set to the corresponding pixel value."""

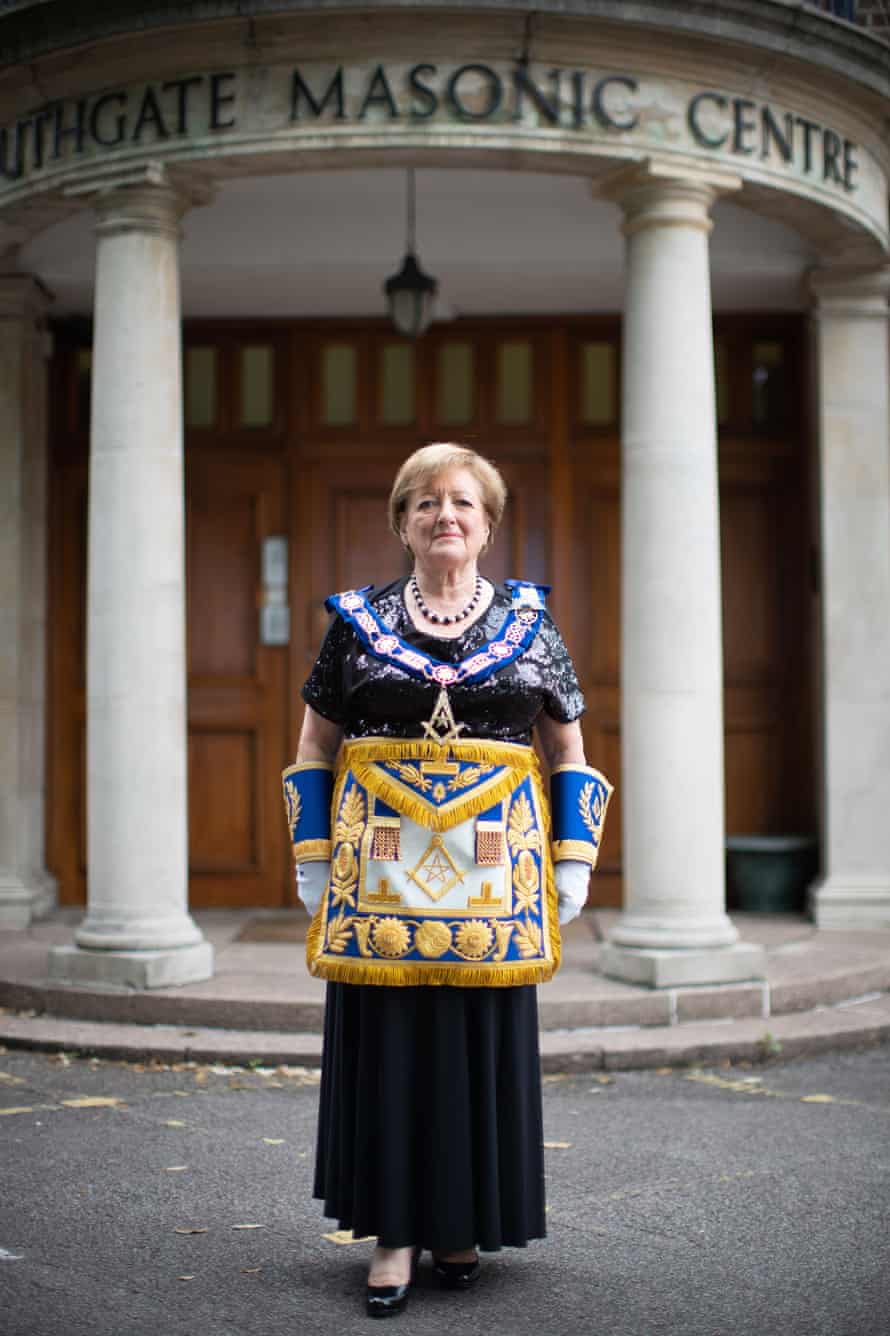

left=301, top=614, right=350, bottom=724
left=538, top=612, right=586, bottom=723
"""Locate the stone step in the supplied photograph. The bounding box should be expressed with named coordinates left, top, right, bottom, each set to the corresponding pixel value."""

left=2, top=992, right=890, bottom=1073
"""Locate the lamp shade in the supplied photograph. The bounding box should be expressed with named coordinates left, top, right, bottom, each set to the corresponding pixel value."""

left=384, top=250, right=438, bottom=339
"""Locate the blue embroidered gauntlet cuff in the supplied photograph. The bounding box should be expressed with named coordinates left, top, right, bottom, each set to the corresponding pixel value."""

left=282, top=762, right=335, bottom=863
left=550, top=765, right=613, bottom=869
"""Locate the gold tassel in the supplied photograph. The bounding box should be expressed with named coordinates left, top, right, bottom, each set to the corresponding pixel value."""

left=342, top=736, right=538, bottom=769
left=306, top=956, right=558, bottom=988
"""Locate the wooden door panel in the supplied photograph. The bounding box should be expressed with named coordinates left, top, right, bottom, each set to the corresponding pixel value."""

left=186, top=450, right=289, bottom=907
left=47, top=461, right=88, bottom=904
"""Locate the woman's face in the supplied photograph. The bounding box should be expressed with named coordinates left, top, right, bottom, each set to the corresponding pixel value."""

left=400, top=467, right=490, bottom=572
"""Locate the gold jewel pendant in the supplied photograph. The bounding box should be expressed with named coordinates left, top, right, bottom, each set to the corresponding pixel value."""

left=422, top=686, right=468, bottom=744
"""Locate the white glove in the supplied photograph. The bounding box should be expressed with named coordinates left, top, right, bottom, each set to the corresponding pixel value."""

left=555, top=860, right=590, bottom=925
left=295, top=862, right=330, bottom=917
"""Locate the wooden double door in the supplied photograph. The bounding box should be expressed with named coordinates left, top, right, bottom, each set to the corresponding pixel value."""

left=48, top=316, right=814, bottom=910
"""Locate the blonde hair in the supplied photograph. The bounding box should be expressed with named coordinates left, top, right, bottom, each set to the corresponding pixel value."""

left=388, top=443, right=507, bottom=549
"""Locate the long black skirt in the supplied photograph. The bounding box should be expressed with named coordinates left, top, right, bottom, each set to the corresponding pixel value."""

left=313, top=982, right=546, bottom=1252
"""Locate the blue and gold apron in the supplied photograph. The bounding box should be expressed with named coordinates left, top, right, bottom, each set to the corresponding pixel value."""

left=302, top=736, right=559, bottom=987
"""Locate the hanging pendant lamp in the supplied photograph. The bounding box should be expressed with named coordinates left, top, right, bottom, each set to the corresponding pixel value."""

left=383, top=168, right=439, bottom=339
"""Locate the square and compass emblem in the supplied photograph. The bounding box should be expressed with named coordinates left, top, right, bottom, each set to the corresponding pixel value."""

left=405, top=832, right=467, bottom=902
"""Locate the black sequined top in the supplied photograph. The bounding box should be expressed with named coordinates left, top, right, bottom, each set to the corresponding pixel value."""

left=301, top=578, right=585, bottom=746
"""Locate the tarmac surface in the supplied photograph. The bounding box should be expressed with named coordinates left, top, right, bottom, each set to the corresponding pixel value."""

left=2, top=1044, right=889, bottom=1336
left=1, top=909, right=890, bottom=1069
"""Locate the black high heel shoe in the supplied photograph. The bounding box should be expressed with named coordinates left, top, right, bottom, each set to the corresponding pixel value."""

left=365, top=1247, right=420, bottom=1319
left=432, top=1252, right=481, bottom=1290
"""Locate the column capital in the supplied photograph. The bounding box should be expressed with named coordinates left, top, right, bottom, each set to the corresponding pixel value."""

left=0, top=272, right=52, bottom=322
left=808, top=260, right=890, bottom=317
left=595, top=157, right=742, bottom=237
left=65, top=160, right=214, bottom=241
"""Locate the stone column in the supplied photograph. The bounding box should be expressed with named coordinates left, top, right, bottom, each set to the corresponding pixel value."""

left=49, top=173, right=212, bottom=987
left=0, top=274, right=57, bottom=929
left=598, top=161, right=766, bottom=988
left=809, top=264, right=890, bottom=929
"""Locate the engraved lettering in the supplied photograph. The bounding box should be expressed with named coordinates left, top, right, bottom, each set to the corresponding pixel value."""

left=687, top=91, right=729, bottom=148
left=290, top=68, right=345, bottom=120
left=592, top=75, right=638, bottom=131
left=162, top=76, right=204, bottom=135
left=209, top=71, right=237, bottom=130
left=512, top=65, right=561, bottom=125
left=89, top=92, right=127, bottom=148
left=447, top=64, right=502, bottom=121
left=358, top=65, right=400, bottom=120
left=408, top=63, right=438, bottom=120
left=131, top=85, right=170, bottom=142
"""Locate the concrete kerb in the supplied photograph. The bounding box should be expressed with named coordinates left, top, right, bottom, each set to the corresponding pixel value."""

left=2, top=993, right=890, bottom=1074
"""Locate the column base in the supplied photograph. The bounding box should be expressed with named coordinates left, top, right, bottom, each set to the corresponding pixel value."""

left=600, top=941, right=767, bottom=989
left=47, top=941, right=214, bottom=990
left=810, top=876, right=890, bottom=930
left=0, top=869, right=57, bottom=929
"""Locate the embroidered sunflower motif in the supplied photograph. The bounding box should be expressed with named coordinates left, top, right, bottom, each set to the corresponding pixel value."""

left=372, top=917, right=411, bottom=958
left=414, top=920, right=452, bottom=959
left=454, top=920, right=494, bottom=960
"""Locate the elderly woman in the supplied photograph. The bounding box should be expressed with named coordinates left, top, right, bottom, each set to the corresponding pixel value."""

left=284, top=443, right=610, bottom=1318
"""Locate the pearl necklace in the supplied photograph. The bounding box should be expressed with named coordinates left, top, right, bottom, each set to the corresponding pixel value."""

left=409, top=573, right=483, bottom=626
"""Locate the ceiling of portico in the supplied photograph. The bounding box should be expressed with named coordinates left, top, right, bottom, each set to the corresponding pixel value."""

left=17, top=166, right=819, bottom=320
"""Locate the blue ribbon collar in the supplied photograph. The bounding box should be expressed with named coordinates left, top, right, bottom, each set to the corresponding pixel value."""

left=327, top=579, right=549, bottom=688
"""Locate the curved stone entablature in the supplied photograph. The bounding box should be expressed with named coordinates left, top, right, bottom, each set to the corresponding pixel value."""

left=0, top=59, right=886, bottom=251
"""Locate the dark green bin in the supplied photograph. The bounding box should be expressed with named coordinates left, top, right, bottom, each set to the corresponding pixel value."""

left=726, top=835, right=819, bottom=914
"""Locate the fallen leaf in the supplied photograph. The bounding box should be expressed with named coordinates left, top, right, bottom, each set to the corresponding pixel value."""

left=178, top=1275, right=195, bottom=1281
left=322, top=1229, right=377, bottom=1245
left=0, top=1073, right=25, bottom=1086
left=801, top=1094, right=835, bottom=1104
left=543, top=1140, right=573, bottom=1149
left=593, top=1075, right=614, bottom=1085
left=241, top=1267, right=262, bottom=1274
left=655, top=1067, right=674, bottom=1076
left=262, top=1138, right=285, bottom=1146
left=61, top=1096, right=123, bottom=1109
left=164, top=1166, right=189, bottom=1173
left=0, top=1106, right=35, bottom=1116
left=164, top=1120, right=187, bottom=1128
left=232, top=1224, right=264, bottom=1231
left=174, top=1227, right=208, bottom=1235
left=193, top=1071, right=208, bottom=1086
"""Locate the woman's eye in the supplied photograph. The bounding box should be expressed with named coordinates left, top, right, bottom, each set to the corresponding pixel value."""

left=417, top=499, right=434, bottom=510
